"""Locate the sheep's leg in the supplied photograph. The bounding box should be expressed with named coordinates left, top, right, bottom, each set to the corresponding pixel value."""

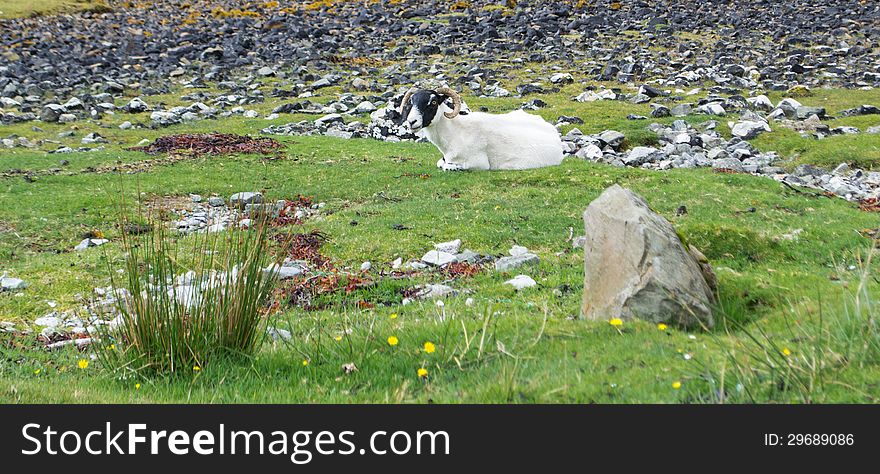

left=437, top=157, right=465, bottom=171
left=437, top=153, right=490, bottom=171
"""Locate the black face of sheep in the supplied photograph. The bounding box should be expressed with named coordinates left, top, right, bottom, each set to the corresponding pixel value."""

left=399, top=90, right=442, bottom=130
left=397, top=88, right=463, bottom=131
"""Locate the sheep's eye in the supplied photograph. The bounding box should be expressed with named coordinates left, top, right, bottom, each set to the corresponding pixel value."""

left=431, top=100, right=437, bottom=105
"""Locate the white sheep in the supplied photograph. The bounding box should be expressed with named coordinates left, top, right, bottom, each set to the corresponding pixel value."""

left=398, top=88, right=564, bottom=171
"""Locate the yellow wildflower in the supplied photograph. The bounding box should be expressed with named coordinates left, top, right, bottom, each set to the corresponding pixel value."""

left=609, top=318, right=623, bottom=327
left=135, top=383, right=141, bottom=390
left=782, top=348, right=792, bottom=357
left=302, top=359, right=309, bottom=366
left=423, top=342, right=436, bottom=354
left=77, top=359, right=89, bottom=370
left=657, top=323, right=668, bottom=331
left=672, top=381, right=682, bottom=389
left=193, top=365, right=201, bottom=372
left=34, top=368, right=41, bottom=375
left=390, top=313, right=398, bottom=319
left=417, top=368, right=428, bottom=378
left=387, top=335, right=399, bottom=346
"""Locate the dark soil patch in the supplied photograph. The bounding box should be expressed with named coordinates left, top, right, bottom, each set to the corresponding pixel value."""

left=129, top=133, right=283, bottom=156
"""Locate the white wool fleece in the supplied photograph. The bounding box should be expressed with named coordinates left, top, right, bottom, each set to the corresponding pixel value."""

left=418, top=105, right=564, bottom=171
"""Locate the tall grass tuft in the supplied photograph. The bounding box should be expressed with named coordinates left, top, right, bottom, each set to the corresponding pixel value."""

left=95, top=211, right=283, bottom=375
left=692, top=250, right=878, bottom=403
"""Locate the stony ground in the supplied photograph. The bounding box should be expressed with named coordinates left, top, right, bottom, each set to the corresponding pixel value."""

left=0, top=0, right=879, bottom=403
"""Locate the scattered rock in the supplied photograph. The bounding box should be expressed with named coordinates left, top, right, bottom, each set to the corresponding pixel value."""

left=580, top=185, right=715, bottom=328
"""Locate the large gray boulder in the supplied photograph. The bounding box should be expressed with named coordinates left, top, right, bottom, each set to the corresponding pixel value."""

left=581, top=185, right=715, bottom=328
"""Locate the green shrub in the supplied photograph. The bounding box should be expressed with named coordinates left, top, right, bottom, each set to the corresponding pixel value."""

left=94, top=214, right=282, bottom=375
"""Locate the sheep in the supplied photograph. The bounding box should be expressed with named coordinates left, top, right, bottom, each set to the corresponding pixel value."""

left=398, top=87, right=564, bottom=171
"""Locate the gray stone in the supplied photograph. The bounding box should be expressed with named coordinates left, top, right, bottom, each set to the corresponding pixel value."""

left=0, top=273, right=28, bottom=291
left=125, top=97, right=149, bottom=113
left=580, top=185, right=715, bottom=328
left=494, top=253, right=539, bottom=272
left=264, top=261, right=307, bottom=280
left=40, top=104, right=66, bottom=122
left=796, top=106, right=826, bottom=120
left=712, top=157, right=745, bottom=172
left=150, top=111, right=180, bottom=127
left=421, top=250, right=457, bottom=266
left=434, top=239, right=462, bottom=254
left=455, top=249, right=481, bottom=263
left=257, top=66, right=276, bottom=77
left=505, top=275, right=536, bottom=290
left=354, top=101, right=377, bottom=114
left=624, top=146, right=662, bottom=165
left=230, top=192, right=263, bottom=208
left=731, top=120, right=771, bottom=140
left=266, top=326, right=292, bottom=342
left=598, top=130, right=625, bottom=148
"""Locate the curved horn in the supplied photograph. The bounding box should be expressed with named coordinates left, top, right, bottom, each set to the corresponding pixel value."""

left=398, top=88, right=417, bottom=114
left=435, top=87, right=461, bottom=119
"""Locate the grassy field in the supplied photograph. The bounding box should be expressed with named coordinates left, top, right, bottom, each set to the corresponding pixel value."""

left=1, top=70, right=879, bottom=402
left=0, top=0, right=108, bottom=18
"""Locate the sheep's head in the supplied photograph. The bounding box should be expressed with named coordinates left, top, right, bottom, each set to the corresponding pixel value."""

left=398, top=87, right=461, bottom=130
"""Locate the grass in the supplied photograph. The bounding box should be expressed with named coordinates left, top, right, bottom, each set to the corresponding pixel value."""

left=94, top=210, right=281, bottom=375
left=0, top=67, right=878, bottom=402
left=0, top=0, right=109, bottom=18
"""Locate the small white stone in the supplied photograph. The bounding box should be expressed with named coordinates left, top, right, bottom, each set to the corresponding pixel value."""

left=504, top=275, right=537, bottom=290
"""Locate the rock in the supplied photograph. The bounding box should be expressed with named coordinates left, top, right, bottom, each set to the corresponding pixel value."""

left=150, top=111, right=180, bottom=127
left=434, top=239, right=462, bottom=254
left=257, top=66, right=276, bottom=77
left=264, top=261, right=307, bottom=279
left=795, top=106, right=826, bottom=120
left=598, top=130, right=625, bottom=148
left=421, top=250, right=457, bottom=266
left=454, top=249, right=481, bottom=263
left=360, top=261, right=372, bottom=271
left=0, top=273, right=28, bottom=291
left=74, top=238, right=109, bottom=251
left=839, top=105, right=880, bottom=117
left=505, top=275, right=536, bottom=290
left=624, top=146, right=662, bottom=165
left=208, top=196, right=225, bottom=207
left=494, top=253, right=539, bottom=272
left=229, top=192, right=263, bottom=208
left=580, top=185, right=715, bottom=328
left=315, top=113, right=344, bottom=126
left=34, top=314, right=61, bottom=327
left=574, top=89, right=616, bottom=102
left=731, top=120, right=771, bottom=140
left=125, top=97, right=149, bottom=113
left=354, top=101, right=377, bottom=114
left=712, top=157, right=745, bottom=172
left=81, top=132, right=107, bottom=144
left=549, top=72, right=574, bottom=84
left=576, top=144, right=603, bottom=161
left=509, top=245, right=530, bottom=257
left=266, top=326, right=292, bottom=342
left=696, top=103, right=726, bottom=116
left=670, top=104, right=692, bottom=116
left=40, top=104, right=66, bottom=122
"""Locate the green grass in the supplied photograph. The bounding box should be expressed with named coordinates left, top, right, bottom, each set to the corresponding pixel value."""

left=1, top=78, right=879, bottom=403
left=0, top=0, right=109, bottom=18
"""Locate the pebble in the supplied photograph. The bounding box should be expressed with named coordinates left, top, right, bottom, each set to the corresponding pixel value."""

left=505, top=275, right=537, bottom=290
